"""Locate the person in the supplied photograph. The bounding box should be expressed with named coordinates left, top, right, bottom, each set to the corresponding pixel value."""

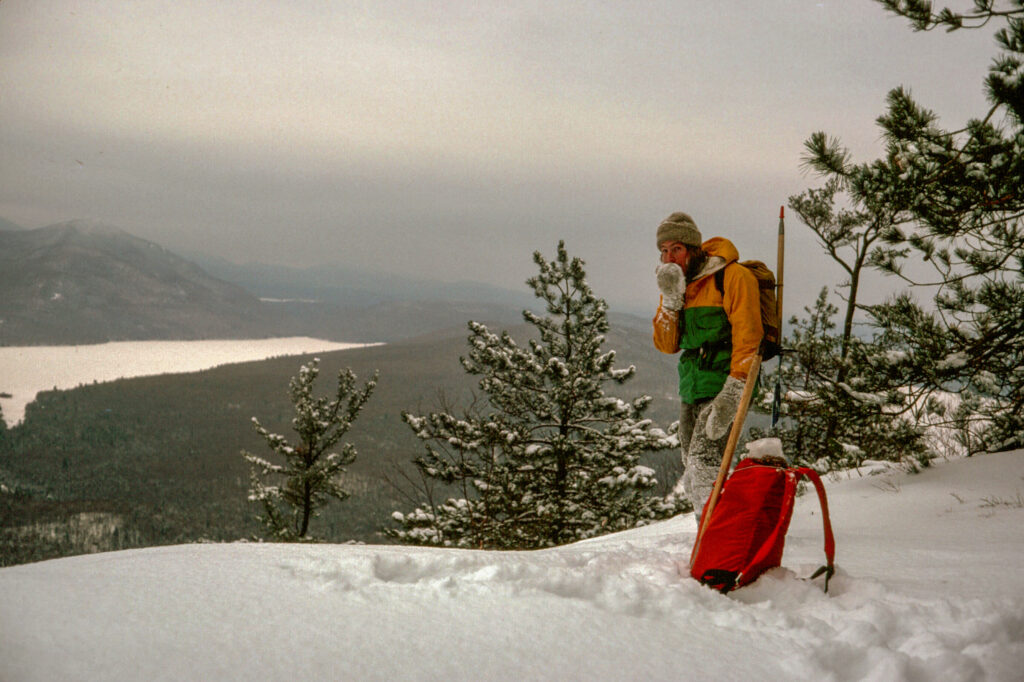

left=652, top=211, right=764, bottom=518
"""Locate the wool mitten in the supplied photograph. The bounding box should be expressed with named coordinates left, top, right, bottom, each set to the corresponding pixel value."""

left=705, top=375, right=745, bottom=440
left=656, top=262, right=684, bottom=311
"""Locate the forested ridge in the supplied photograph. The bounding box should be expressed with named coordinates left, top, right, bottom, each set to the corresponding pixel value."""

left=0, top=319, right=684, bottom=565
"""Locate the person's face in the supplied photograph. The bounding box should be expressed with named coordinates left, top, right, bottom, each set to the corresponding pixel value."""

left=659, top=241, right=690, bottom=269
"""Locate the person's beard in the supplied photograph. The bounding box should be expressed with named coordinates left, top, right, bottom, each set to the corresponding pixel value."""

left=684, top=250, right=708, bottom=283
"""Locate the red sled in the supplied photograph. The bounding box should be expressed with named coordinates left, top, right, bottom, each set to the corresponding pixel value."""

left=689, top=459, right=836, bottom=593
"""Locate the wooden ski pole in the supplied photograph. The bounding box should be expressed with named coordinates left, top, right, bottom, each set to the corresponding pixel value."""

left=772, top=206, right=785, bottom=428
left=690, top=353, right=762, bottom=567
left=691, top=206, right=785, bottom=568
left=776, top=205, right=784, bottom=333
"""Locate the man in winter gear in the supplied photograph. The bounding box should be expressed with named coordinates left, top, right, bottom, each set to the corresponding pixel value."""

left=652, top=212, right=763, bottom=516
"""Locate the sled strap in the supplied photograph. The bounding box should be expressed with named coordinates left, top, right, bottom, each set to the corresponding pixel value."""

left=794, top=467, right=836, bottom=591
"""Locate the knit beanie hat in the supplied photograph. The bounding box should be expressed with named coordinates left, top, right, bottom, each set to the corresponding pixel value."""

left=656, top=212, right=702, bottom=249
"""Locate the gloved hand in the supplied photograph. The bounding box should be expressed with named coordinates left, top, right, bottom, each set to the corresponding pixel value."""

left=656, top=262, right=684, bottom=311
left=705, top=375, right=745, bottom=440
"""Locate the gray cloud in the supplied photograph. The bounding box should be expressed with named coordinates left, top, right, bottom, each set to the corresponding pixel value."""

left=0, top=0, right=998, bottom=315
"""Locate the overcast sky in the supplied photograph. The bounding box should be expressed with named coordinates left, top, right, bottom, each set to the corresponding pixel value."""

left=0, top=0, right=998, bottom=315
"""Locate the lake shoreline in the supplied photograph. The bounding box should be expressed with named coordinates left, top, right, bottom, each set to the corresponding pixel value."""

left=0, top=337, right=377, bottom=426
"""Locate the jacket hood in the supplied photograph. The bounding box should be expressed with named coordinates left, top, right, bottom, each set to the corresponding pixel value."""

left=688, top=237, right=739, bottom=282
left=702, top=237, right=740, bottom=263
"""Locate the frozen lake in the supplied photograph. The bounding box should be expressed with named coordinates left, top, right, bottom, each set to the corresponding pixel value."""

left=0, top=338, right=374, bottom=426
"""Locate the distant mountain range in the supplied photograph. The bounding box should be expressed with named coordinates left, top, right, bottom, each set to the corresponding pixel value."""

left=185, top=252, right=538, bottom=311
left=0, top=219, right=557, bottom=345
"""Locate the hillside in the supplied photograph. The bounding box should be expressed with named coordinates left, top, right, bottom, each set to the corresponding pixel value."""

left=1, top=450, right=1021, bottom=681
left=0, top=221, right=279, bottom=344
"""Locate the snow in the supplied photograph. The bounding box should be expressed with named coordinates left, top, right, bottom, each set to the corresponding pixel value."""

left=742, top=437, right=784, bottom=460
left=0, top=338, right=376, bottom=425
left=937, top=352, right=970, bottom=370
left=2, top=451, right=1022, bottom=681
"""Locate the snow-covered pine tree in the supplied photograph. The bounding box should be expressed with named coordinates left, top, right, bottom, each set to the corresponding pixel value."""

left=799, top=1, right=1024, bottom=452
left=243, top=359, right=377, bottom=541
left=390, top=241, right=681, bottom=549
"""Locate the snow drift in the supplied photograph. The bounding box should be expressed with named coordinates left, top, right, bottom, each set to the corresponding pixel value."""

left=2, top=451, right=1022, bottom=681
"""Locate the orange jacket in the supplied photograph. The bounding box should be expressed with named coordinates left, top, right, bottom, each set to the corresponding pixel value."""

left=652, top=237, right=763, bottom=382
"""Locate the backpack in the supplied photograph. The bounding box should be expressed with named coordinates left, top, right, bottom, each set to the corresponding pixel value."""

left=689, top=458, right=836, bottom=593
left=714, top=261, right=780, bottom=360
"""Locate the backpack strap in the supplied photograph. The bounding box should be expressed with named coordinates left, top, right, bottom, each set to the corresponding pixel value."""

left=793, top=467, right=836, bottom=591
left=713, top=264, right=728, bottom=297
left=696, top=266, right=732, bottom=360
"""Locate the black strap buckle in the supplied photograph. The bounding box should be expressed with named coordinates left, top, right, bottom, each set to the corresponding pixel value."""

left=809, top=564, right=835, bottom=592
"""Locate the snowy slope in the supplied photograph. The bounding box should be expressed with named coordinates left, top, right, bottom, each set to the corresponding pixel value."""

left=1, top=451, right=1022, bottom=681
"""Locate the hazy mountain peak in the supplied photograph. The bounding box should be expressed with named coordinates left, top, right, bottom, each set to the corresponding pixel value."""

left=0, top=221, right=276, bottom=344
left=42, top=218, right=132, bottom=238
left=0, top=216, right=24, bottom=232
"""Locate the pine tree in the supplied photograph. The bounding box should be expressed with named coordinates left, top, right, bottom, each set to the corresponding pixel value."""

left=788, top=177, right=892, bottom=366
left=756, top=288, right=929, bottom=472
left=390, top=241, right=681, bottom=549
left=243, top=359, right=377, bottom=541
left=799, top=1, right=1024, bottom=452
left=767, top=173, right=930, bottom=470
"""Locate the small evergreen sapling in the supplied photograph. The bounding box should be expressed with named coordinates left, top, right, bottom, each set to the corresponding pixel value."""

left=243, top=358, right=377, bottom=541
left=754, top=288, right=929, bottom=472
left=390, top=241, right=681, bottom=549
